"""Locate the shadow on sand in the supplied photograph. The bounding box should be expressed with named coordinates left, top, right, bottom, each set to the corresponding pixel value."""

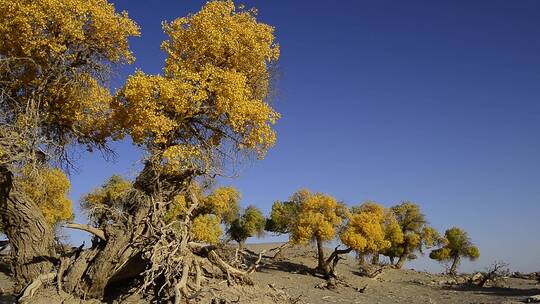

left=259, top=260, right=314, bottom=276
left=444, top=283, right=540, bottom=298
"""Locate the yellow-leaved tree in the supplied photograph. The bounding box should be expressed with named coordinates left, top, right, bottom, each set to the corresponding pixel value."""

left=0, top=0, right=138, bottom=288
left=87, top=2, right=281, bottom=297
left=1, top=0, right=281, bottom=301
left=114, top=0, right=280, bottom=173
left=16, top=166, right=73, bottom=227
left=429, top=227, right=480, bottom=275
left=265, top=189, right=306, bottom=235
left=226, top=205, right=266, bottom=249
left=384, top=202, right=442, bottom=268
left=289, top=189, right=349, bottom=276
left=342, top=202, right=403, bottom=265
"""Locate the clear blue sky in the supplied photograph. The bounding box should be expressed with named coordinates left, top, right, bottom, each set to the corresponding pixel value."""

left=67, top=0, right=540, bottom=273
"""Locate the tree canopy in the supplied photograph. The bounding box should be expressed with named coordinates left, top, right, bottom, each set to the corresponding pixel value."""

left=0, top=0, right=139, bottom=164
left=430, top=227, right=480, bottom=274
left=290, top=189, right=348, bottom=245
left=384, top=201, right=442, bottom=268
left=342, top=202, right=403, bottom=260
left=265, top=190, right=306, bottom=235
left=114, top=0, right=280, bottom=178
left=227, top=205, right=266, bottom=248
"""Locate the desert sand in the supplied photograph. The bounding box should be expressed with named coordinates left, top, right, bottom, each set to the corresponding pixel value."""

left=0, top=243, right=538, bottom=304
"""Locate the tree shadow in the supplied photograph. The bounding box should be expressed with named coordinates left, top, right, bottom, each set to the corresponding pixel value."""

left=259, top=260, right=314, bottom=276
left=443, top=283, right=540, bottom=298
left=0, top=261, right=10, bottom=276
left=0, top=295, right=16, bottom=304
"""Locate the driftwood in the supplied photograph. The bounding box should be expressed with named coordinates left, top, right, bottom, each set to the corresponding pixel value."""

left=478, top=261, right=510, bottom=287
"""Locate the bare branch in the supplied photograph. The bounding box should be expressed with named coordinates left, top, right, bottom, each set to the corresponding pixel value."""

left=63, top=223, right=106, bottom=241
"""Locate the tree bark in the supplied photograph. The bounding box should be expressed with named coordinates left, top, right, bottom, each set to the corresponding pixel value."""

left=63, top=223, right=106, bottom=241
left=357, top=253, right=365, bottom=265
left=315, top=235, right=325, bottom=271
left=1, top=161, right=252, bottom=301
left=371, top=253, right=380, bottom=265
left=395, top=254, right=407, bottom=269
left=79, top=194, right=152, bottom=298
left=320, top=246, right=352, bottom=277
left=0, top=166, right=56, bottom=291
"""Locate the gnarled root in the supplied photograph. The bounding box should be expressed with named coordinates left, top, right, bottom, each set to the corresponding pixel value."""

left=18, top=272, right=56, bottom=303
left=189, top=242, right=255, bottom=285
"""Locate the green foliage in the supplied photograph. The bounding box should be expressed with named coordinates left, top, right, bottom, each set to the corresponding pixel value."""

left=81, top=175, right=132, bottom=225
left=265, top=200, right=300, bottom=234
left=430, top=227, right=480, bottom=264
left=382, top=202, right=441, bottom=262
left=227, top=205, right=265, bottom=246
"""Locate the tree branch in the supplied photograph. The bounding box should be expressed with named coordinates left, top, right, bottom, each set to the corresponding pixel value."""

left=325, top=246, right=352, bottom=265
left=63, top=223, right=106, bottom=241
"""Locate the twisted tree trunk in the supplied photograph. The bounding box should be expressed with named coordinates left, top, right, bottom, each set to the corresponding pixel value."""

left=5, top=162, right=256, bottom=302
left=316, top=245, right=352, bottom=278
left=395, top=254, right=407, bottom=269
left=0, top=166, right=56, bottom=291
left=62, top=165, right=159, bottom=299
left=449, top=255, right=460, bottom=275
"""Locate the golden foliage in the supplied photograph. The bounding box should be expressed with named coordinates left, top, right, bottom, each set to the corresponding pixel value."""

left=201, top=186, right=240, bottom=225
left=386, top=202, right=439, bottom=258
left=80, top=175, right=132, bottom=225
left=341, top=201, right=402, bottom=254
left=384, top=211, right=404, bottom=246
left=0, top=0, right=137, bottom=64
left=0, top=0, right=139, bottom=148
left=341, top=212, right=388, bottom=254
left=430, top=227, right=480, bottom=262
left=158, top=184, right=241, bottom=242
left=81, top=175, right=132, bottom=208
left=421, top=226, right=442, bottom=248
left=290, top=189, right=348, bottom=245
left=163, top=195, right=189, bottom=224
left=16, top=166, right=73, bottom=226
left=192, top=214, right=222, bottom=245
left=114, top=0, right=280, bottom=174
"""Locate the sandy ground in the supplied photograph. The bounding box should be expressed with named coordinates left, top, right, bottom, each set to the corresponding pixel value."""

left=247, top=243, right=540, bottom=304
left=0, top=243, right=538, bottom=303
